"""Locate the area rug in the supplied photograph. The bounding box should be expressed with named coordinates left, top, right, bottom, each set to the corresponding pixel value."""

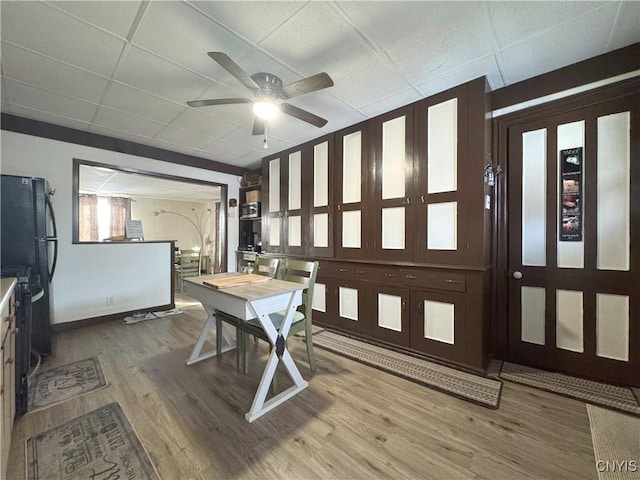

left=500, top=362, right=640, bottom=417
left=28, top=357, right=107, bottom=412
left=587, top=404, right=640, bottom=480
left=312, top=330, right=502, bottom=409
left=26, top=402, right=159, bottom=480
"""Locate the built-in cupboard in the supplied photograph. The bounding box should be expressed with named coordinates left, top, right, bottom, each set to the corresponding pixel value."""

left=262, top=77, right=492, bottom=371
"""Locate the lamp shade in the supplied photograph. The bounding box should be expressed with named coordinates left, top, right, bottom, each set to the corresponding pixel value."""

left=253, top=100, right=280, bottom=120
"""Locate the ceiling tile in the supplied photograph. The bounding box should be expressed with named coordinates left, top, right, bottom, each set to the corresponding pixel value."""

left=259, top=2, right=376, bottom=78
left=170, top=109, right=240, bottom=137
left=6, top=104, right=92, bottom=132
left=1, top=42, right=110, bottom=103
left=146, top=137, right=220, bottom=161
left=46, top=0, right=142, bottom=38
left=417, top=55, right=503, bottom=98
left=93, top=107, right=166, bottom=137
left=499, top=3, right=619, bottom=84
left=87, top=123, right=154, bottom=145
left=487, top=1, right=611, bottom=49
left=233, top=151, right=265, bottom=170
left=3, top=78, right=98, bottom=121
left=203, top=138, right=258, bottom=160
left=153, top=125, right=216, bottom=150
left=102, top=82, right=186, bottom=124
left=391, top=8, right=494, bottom=83
left=359, top=88, right=423, bottom=118
left=1, top=1, right=125, bottom=77
left=607, top=1, right=640, bottom=51
left=132, top=1, right=253, bottom=80
left=192, top=1, right=305, bottom=45
left=283, top=90, right=367, bottom=133
left=114, top=46, right=212, bottom=104
left=223, top=125, right=292, bottom=155
left=329, top=52, right=411, bottom=109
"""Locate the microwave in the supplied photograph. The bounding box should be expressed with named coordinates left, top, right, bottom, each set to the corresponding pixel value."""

left=241, top=202, right=261, bottom=219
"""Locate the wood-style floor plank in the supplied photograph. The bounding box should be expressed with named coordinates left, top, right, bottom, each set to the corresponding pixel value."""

left=6, top=298, right=596, bottom=479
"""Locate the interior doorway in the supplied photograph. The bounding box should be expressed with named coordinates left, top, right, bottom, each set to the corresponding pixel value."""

left=497, top=81, right=639, bottom=386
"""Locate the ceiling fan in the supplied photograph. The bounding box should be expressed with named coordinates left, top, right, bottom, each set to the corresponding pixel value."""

left=187, top=52, right=334, bottom=139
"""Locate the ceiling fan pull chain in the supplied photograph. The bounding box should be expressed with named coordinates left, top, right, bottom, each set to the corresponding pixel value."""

left=263, top=121, right=269, bottom=150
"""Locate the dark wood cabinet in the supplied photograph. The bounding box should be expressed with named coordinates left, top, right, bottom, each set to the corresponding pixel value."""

left=334, top=121, right=370, bottom=259
left=306, top=135, right=335, bottom=258
left=369, top=105, right=415, bottom=262
left=313, top=259, right=487, bottom=370
left=238, top=184, right=262, bottom=251
left=263, top=135, right=334, bottom=257
left=412, top=78, right=491, bottom=266
left=261, top=77, right=492, bottom=372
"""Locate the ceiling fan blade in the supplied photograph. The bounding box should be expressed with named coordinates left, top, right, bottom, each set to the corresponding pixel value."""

left=207, top=52, right=260, bottom=92
left=281, top=103, right=328, bottom=128
left=252, top=117, right=265, bottom=136
left=187, top=98, right=251, bottom=107
left=280, top=73, right=334, bottom=99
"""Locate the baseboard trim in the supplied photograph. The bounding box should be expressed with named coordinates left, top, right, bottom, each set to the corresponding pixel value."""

left=52, top=303, right=176, bottom=332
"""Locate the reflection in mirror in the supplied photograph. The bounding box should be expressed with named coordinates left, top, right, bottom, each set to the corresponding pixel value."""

left=74, top=160, right=226, bottom=273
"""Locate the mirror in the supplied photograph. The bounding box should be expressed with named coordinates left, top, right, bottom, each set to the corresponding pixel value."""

left=72, top=159, right=227, bottom=273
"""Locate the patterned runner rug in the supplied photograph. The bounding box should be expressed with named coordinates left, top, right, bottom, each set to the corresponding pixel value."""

left=312, top=330, right=502, bottom=409
left=26, top=402, right=159, bottom=480
left=587, top=404, right=640, bottom=480
left=28, top=357, right=108, bottom=412
left=500, top=362, right=640, bottom=417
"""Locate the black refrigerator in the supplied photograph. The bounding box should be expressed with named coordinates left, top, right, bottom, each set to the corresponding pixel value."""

left=1, top=174, right=58, bottom=358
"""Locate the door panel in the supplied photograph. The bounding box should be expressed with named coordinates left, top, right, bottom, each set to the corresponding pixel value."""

left=507, top=95, right=639, bottom=386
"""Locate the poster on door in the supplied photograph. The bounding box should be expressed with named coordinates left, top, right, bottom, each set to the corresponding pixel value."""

left=560, top=147, right=583, bottom=241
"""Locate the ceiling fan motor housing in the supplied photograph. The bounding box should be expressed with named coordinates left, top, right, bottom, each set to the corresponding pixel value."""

left=251, top=72, right=284, bottom=99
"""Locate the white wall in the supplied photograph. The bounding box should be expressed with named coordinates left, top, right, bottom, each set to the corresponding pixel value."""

left=131, top=197, right=213, bottom=253
left=1, top=130, right=241, bottom=324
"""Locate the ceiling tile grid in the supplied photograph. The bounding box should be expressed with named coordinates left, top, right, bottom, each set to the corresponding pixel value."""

left=1, top=1, right=637, bottom=171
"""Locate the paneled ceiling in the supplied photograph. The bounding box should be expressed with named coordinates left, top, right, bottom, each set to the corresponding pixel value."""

left=1, top=1, right=638, bottom=170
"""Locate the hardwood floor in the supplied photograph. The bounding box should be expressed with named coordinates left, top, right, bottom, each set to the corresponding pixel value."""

left=7, top=298, right=597, bottom=479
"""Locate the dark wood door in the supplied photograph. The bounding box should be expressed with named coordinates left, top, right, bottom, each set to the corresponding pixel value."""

left=367, top=284, right=410, bottom=347
left=369, top=105, right=414, bottom=262
left=506, top=92, right=639, bottom=386
left=335, top=122, right=371, bottom=260
left=410, top=289, right=466, bottom=362
left=306, top=135, right=335, bottom=258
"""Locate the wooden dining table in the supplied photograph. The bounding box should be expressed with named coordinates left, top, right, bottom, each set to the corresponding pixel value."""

left=184, top=272, right=307, bottom=422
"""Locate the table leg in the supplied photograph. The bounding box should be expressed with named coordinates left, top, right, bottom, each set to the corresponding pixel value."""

left=186, top=304, right=236, bottom=366
left=244, top=292, right=308, bottom=423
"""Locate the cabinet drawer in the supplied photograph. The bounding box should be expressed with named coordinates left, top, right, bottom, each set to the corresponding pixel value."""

left=320, top=262, right=353, bottom=279
left=353, top=265, right=401, bottom=283
left=400, top=269, right=466, bottom=292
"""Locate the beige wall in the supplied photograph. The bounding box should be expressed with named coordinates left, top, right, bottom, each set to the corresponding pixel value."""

left=131, top=197, right=218, bottom=256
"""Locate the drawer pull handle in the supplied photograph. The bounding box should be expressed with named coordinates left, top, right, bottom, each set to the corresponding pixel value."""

left=355, top=270, right=365, bottom=275
left=384, top=273, right=396, bottom=278
left=405, top=274, right=416, bottom=280
left=445, top=279, right=459, bottom=284
left=339, top=268, right=348, bottom=272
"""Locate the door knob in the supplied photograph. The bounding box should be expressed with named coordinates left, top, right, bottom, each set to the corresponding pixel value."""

left=512, top=271, right=523, bottom=279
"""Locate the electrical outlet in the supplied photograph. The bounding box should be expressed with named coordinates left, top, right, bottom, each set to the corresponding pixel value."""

left=106, top=296, right=115, bottom=306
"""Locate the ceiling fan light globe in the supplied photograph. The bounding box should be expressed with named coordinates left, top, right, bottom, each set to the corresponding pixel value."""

left=253, top=100, right=280, bottom=120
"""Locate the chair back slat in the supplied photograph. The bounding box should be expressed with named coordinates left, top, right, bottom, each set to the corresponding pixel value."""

left=277, top=259, right=319, bottom=310
left=254, top=255, right=279, bottom=278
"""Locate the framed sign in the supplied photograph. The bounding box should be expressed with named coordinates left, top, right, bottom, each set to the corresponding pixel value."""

left=125, top=219, right=144, bottom=240
left=559, top=147, right=583, bottom=241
